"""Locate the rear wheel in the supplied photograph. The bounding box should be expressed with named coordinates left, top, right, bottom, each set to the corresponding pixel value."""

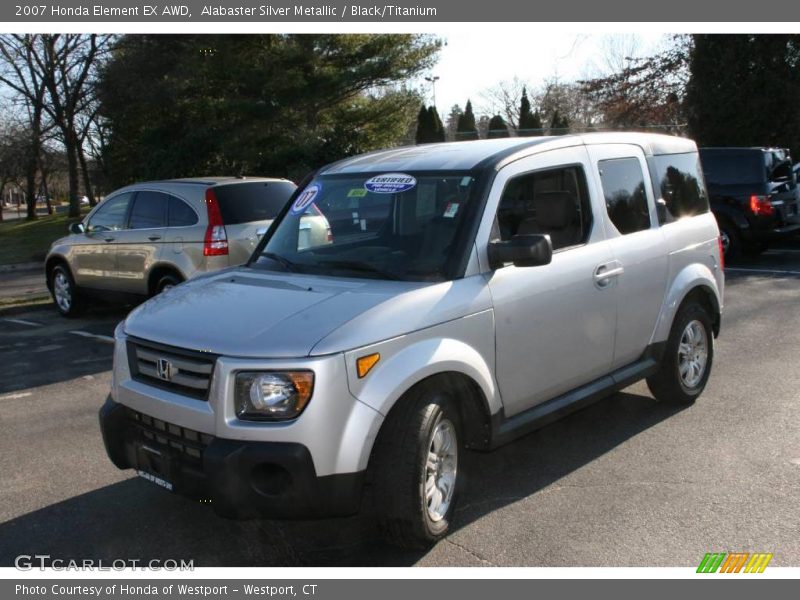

left=50, top=264, right=83, bottom=318
left=647, top=302, right=714, bottom=405
left=718, top=221, right=742, bottom=262
left=744, top=241, right=769, bottom=256
left=370, top=381, right=462, bottom=548
left=154, top=272, right=183, bottom=295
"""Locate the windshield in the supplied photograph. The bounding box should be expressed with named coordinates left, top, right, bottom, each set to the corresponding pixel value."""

left=252, top=171, right=479, bottom=281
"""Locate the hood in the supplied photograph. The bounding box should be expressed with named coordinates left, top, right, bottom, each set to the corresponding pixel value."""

left=123, top=268, right=492, bottom=358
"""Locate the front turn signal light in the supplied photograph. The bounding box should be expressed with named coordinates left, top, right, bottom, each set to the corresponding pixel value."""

left=356, top=353, right=380, bottom=378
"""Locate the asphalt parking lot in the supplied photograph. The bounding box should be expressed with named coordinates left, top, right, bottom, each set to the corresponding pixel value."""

left=0, top=245, right=798, bottom=567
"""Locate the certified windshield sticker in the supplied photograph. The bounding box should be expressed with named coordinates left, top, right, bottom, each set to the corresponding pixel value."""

left=347, top=188, right=368, bottom=198
left=290, top=184, right=320, bottom=214
left=364, top=173, right=416, bottom=194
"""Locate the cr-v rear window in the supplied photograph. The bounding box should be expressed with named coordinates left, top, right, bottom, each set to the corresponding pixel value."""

left=213, top=181, right=296, bottom=224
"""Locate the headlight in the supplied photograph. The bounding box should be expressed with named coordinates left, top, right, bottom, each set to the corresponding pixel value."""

left=234, top=371, right=314, bottom=421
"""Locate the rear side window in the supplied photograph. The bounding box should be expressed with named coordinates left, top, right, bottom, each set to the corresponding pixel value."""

left=128, top=191, right=167, bottom=229
left=650, top=153, right=709, bottom=223
left=598, top=158, right=651, bottom=235
left=699, top=151, right=766, bottom=185
left=496, top=165, right=592, bottom=251
left=168, top=196, right=198, bottom=226
left=213, top=181, right=296, bottom=225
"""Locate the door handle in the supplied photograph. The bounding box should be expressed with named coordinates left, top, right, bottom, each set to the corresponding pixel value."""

left=593, top=263, right=624, bottom=286
left=103, top=237, right=115, bottom=243
left=148, top=235, right=162, bottom=241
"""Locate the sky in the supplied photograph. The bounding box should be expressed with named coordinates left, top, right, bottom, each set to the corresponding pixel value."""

left=415, top=31, right=668, bottom=118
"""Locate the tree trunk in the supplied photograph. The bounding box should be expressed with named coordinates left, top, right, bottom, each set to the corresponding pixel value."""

left=77, top=143, right=95, bottom=206
left=64, top=128, right=81, bottom=218
left=25, top=141, right=38, bottom=221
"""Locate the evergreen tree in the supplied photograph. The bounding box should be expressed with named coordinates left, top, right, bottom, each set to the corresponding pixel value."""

left=686, top=35, right=800, bottom=155
left=517, top=87, right=543, bottom=136
left=445, top=104, right=463, bottom=141
left=415, top=104, right=432, bottom=144
left=456, top=99, right=479, bottom=141
left=428, top=106, right=445, bottom=142
left=487, top=115, right=509, bottom=138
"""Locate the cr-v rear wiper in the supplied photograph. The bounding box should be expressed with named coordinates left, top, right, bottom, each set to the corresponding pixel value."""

left=260, top=252, right=296, bottom=272
left=318, top=259, right=401, bottom=280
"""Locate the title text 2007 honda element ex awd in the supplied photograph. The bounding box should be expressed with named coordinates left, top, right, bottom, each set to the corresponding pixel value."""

left=100, top=133, right=723, bottom=548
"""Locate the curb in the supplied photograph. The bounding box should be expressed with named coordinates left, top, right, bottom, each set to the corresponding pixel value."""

left=0, top=262, right=44, bottom=273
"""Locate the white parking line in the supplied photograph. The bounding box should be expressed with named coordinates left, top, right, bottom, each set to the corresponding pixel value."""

left=726, top=267, right=800, bottom=276
left=0, top=392, right=32, bottom=401
left=1, top=318, right=42, bottom=327
left=69, top=331, right=115, bottom=344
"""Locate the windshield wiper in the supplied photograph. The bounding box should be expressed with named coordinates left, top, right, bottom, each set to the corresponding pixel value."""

left=260, top=252, right=296, bottom=272
left=318, top=259, right=402, bottom=280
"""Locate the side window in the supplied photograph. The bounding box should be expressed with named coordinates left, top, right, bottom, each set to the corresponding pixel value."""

left=129, top=191, right=167, bottom=229
left=168, top=196, right=199, bottom=227
left=495, top=165, right=592, bottom=251
left=87, top=193, right=133, bottom=232
left=598, top=158, right=651, bottom=235
left=650, top=153, right=709, bottom=223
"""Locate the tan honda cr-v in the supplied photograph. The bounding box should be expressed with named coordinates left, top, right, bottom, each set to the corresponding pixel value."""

left=45, top=176, right=329, bottom=317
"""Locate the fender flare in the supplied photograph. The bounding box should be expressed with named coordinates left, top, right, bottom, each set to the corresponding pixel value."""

left=652, top=262, right=722, bottom=343
left=348, top=336, right=501, bottom=420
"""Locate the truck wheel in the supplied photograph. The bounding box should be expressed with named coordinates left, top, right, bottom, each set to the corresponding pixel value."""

left=50, top=264, right=84, bottom=318
left=370, top=381, right=462, bottom=548
left=718, top=222, right=742, bottom=262
left=647, top=302, right=714, bottom=405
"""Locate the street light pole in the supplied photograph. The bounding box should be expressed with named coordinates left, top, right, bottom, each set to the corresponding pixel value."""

left=424, top=75, right=440, bottom=108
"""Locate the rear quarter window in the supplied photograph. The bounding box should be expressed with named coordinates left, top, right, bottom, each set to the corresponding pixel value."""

left=650, top=152, right=710, bottom=223
left=213, top=181, right=296, bottom=225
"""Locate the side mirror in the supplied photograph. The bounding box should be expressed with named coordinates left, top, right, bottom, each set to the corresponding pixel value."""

left=770, top=161, right=792, bottom=181
left=69, top=222, right=85, bottom=235
left=487, top=234, right=553, bottom=270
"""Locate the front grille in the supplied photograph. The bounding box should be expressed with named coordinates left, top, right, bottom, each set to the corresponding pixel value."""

left=125, top=407, right=213, bottom=460
left=127, top=337, right=217, bottom=400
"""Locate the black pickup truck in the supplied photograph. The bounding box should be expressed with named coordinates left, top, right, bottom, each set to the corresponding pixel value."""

left=699, top=147, right=800, bottom=260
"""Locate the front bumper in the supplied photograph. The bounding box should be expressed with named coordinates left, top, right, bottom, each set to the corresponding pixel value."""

left=99, top=396, right=365, bottom=519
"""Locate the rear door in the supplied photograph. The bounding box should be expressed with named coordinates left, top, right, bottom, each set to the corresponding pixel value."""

left=586, top=144, right=669, bottom=368
left=214, top=181, right=297, bottom=265
left=112, top=190, right=168, bottom=294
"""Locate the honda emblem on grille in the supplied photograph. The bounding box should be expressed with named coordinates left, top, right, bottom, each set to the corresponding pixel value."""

left=156, top=358, right=173, bottom=381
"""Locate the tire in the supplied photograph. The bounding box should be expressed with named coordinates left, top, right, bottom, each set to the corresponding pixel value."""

left=370, top=381, right=462, bottom=548
left=647, top=302, right=714, bottom=405
left=154, top=272, right=182, bottom=295
left=718, top=221, right=742, bottom=262
left=49, top=264, right=84, bottom=318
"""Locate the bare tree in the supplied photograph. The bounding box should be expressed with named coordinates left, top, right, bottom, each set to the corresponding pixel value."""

left=0, top=35, right=52, bottom=220
left=479, top=77, right=530, bottom=130
left=38, top=34, right=112, bottom=216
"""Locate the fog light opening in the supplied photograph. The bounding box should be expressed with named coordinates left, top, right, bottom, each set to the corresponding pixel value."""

left=250, top=463, right=292, bottom=497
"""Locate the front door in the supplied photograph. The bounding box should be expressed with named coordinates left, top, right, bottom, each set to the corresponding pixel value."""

left=479, top=146, right=617, bottom=417
left=73, top=192, right=134, bottom=291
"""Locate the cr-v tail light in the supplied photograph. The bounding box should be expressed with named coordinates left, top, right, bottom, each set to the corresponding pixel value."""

left=749, top=195, right=774, bottom=216
left=203, top=188, right=228, bottom=256
left=717, top=236, right=725, bottom=271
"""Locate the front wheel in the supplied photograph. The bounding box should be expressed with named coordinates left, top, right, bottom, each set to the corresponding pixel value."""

left=50, top=265, right=84, bottom=318
left=370, top=381, right=462, bottom=548
left=647, top=302, right=714, bottom=405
